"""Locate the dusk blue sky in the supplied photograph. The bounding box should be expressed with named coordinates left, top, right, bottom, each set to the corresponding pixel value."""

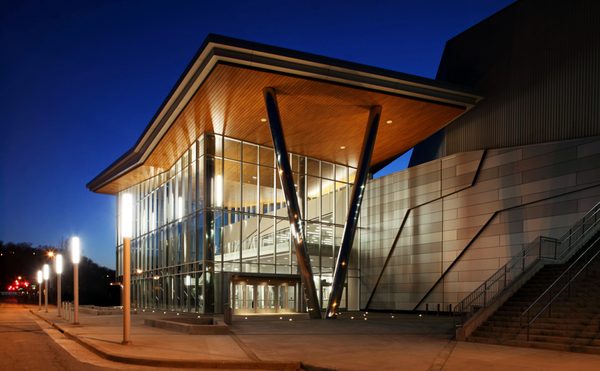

left=0, top=0, right=514, bottom=269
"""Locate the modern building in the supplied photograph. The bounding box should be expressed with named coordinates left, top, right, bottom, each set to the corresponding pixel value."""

left=88, top=0, right=600, bottom=320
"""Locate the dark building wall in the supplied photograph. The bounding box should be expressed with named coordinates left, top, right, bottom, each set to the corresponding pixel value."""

left=410, top=0, right=600, bottom=166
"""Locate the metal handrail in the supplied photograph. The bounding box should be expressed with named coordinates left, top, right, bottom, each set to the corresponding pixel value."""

left=519, top=203, right=600, bottom=324
left=553, top=201, right=600, bottom=261
left=453, top=236, right=549, bottom=319
left=454, top=200, right=600, bottom=323
left=520, top=234, right=600, bottom=340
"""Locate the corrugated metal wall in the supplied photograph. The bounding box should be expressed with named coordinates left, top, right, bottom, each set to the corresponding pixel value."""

left=411, top=0, right=600, bottom=164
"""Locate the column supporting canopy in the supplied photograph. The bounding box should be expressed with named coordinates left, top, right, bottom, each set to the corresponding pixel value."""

left=326, top=105, right=382, bottom=318
left=263, top=87, right=322, bottom=319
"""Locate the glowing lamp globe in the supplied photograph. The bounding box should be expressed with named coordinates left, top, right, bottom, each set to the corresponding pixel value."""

left=121, top=193, right=134, bottom=239
left=42, top=264, right=50, bottom=281
left=71, top=236, right=81, bottom=264
left=55, top=254, right=63, bottom=274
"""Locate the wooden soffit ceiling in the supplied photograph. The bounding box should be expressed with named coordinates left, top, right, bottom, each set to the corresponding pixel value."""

left=89, top=35, right=479, bottom=194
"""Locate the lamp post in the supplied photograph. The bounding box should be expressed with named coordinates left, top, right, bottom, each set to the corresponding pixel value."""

left=121, top=193, right=133, bottom=345
left=55, top=254, right=63, bottom=317
left=42, top=264, right=50, bottom=313
left=71, top=237, right=80, bottom=324
left=37, top=270, right=43, bottom=311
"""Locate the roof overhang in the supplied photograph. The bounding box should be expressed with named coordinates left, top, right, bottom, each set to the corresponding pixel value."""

left=88, top=34, right=481, bottom=194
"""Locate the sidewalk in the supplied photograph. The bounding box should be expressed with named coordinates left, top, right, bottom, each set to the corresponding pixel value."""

left=31, top=306, right=299, bottom=370
left=30, top=306, right=600, bottom=370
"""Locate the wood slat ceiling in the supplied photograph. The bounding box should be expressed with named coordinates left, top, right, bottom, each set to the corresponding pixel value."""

left=96, top=63, right=464, bottom=194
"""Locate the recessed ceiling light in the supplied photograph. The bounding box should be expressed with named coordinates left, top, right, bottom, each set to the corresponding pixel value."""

left=386, top=120, right=393, bottom=124
left=260, top=118, right=267, bottom=122
left=340, top=146, right=346, bottom=150
left=252, top=176, right=257, bottom=179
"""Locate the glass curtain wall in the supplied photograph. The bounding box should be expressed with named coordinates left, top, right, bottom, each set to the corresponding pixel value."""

left=117, top=133, right=360, bottom=313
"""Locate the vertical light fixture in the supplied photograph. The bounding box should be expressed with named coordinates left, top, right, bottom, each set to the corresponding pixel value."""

left=36, top=270, right=43, bottom=311
left=70, top=236, right=81, bottom=324
left=42, top=264, right=50, bottom=313
left=178, top=196, right=184, bottom=220
left=55, top=254, right=63, bottom=317
left=121, top=193, right=133, bottom=345
left=215, top=175, right=223, bottom=207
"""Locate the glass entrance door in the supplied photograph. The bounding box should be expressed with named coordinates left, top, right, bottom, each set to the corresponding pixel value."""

left=231, top=277, right=298, bottom=314
left=321, top=282, right=331, bottom=310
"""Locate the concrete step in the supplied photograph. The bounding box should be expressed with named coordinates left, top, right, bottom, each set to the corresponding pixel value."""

left=484, top=315, right=600, bottom=326
left=477, top=323, right=600, bottom=338
left=491, top=312, right=600, bottom=321
left=498, top=301, right=600, bottom=310
left=495, top=305, right=600, bottom=316
left=465, top=235, right=600, bottom=355
left=501, top=299, right=600, bottom=308
left=527, top=328, right=600, bottom=339
left=518, top=284, right=600, bottom=291
left=501, top=303, right=600, bottom=310
left=516, top=333, right=600, bottom=346
left=523, top=340, right=600, bottom=355
left=483, top=317, right=600, bottom=328
left=489, top=313, right=594, bottom=322
left=505, top=293, right=600, bottom=301
left=467, top=336, right=600, bottom=355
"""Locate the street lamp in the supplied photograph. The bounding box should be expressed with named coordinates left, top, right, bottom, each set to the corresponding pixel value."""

left=36, top=270, right=43, bottom=311
left=55, top=254, right=63, bottom=317
left=42, top=264, right=50, bottom=313
left=121, top=193, right=133, bottom=345
left=70, top=236, right=80, bottom=324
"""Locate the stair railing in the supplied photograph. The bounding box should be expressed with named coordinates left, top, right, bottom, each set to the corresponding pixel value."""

left=550, top=200, right=600, bottom=262
left=454, top=200, right=600, bottom=324
left=452, top=235, right=553, bottom=322
left=520, top=227, right=600, bottom=340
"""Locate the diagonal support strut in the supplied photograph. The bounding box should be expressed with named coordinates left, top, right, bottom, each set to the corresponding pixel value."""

left=263, top=87, right=322, bottom=319
left=326, top=105, right=381, bottom=318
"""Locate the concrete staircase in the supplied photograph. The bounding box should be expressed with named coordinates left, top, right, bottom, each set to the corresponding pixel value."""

left=468, top=260, right=600, bottom=354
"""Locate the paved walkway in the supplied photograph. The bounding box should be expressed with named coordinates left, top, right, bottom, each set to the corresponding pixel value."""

left=0, top=302, right=106, bottom=371
left=30, top=306, right=600, bottom=370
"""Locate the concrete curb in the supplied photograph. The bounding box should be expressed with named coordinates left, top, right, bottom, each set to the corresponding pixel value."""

left=144, top=317, right=231, bottom=335
left=30, top=309, right=302, bottom=370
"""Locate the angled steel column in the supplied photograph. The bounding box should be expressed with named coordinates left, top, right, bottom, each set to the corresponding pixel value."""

left=263, top=87, right=322, bottom=319
left=203, top=134, right=216, bottom=314
left=326, top=105, right=381, bottom=318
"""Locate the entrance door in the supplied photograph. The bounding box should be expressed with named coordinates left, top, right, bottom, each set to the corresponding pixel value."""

left=231, top=277, right=298, bottom=315
left=321, top=281, right=331, bottom=310
left=233, top=282, right=256, bottom=311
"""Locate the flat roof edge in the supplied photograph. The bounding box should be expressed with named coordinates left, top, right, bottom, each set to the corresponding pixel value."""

left=88, top=33, right=481, bottom=193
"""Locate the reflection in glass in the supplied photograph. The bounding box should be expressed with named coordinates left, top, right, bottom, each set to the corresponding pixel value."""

left=224, top=138, right=241, bottom=160
left=259, top=146, right=274, bottom=168
left=259, top=166, right=274, bottom=214
left=242, top=163, right=258, bottom=214
left=118, top=133, right=358, bottom=314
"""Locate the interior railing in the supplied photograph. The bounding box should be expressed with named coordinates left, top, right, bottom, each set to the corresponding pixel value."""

left=519, top=206, right=600, bottom=340
left=453, top=201, right=600, bottom=325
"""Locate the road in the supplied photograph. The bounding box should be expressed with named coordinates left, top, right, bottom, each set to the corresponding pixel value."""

left=0, top=298, right=108, bottom=371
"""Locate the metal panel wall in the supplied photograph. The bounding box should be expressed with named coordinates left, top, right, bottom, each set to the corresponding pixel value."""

left=362, top=137, right=600, bottom=311
left=411, top=0, right=600, bottom=165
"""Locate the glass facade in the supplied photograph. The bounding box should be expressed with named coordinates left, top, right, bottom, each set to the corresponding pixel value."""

left=116, top=133, right=360, bottom=314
